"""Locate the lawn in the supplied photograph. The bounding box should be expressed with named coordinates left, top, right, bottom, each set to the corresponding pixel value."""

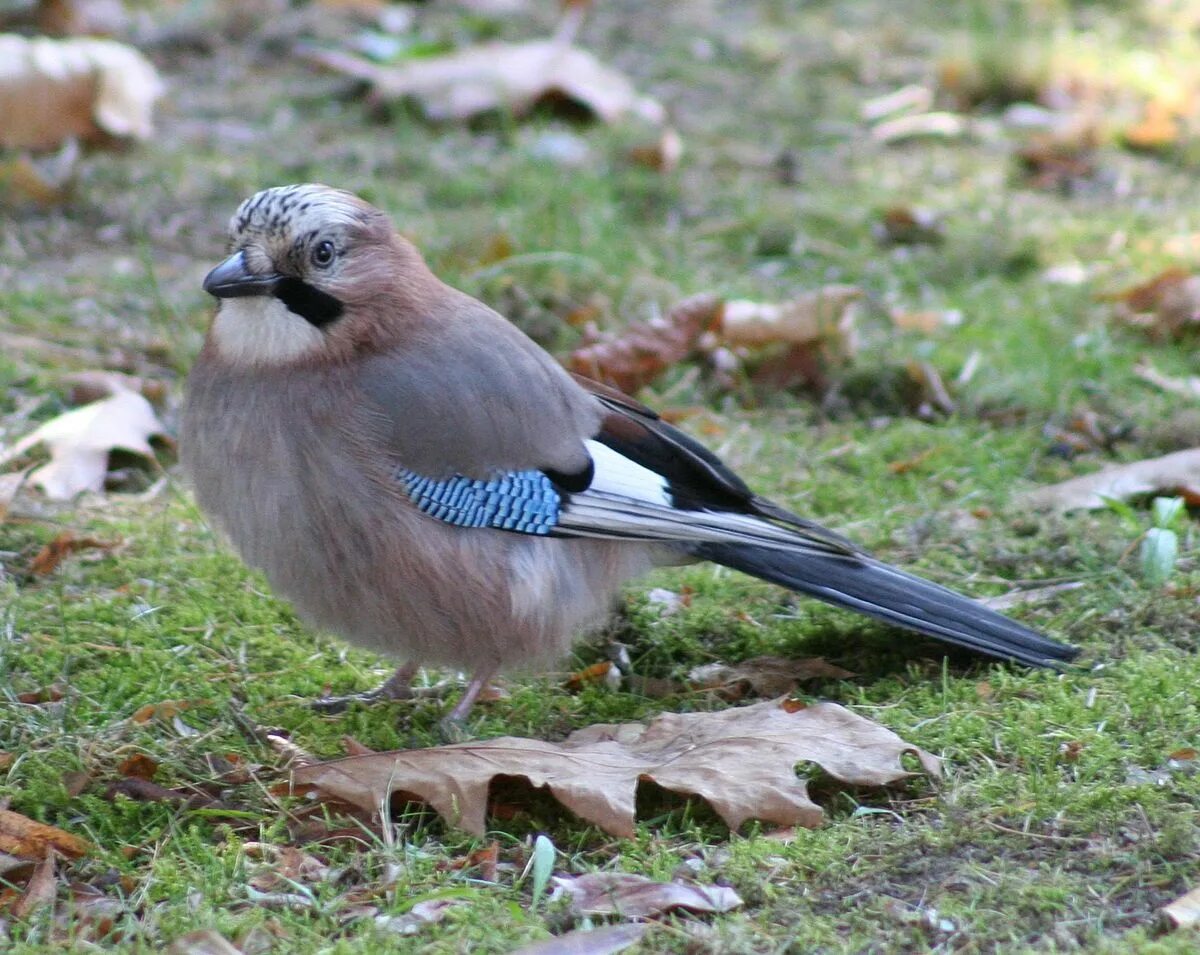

left=2, top=0, right=1200, bottom=951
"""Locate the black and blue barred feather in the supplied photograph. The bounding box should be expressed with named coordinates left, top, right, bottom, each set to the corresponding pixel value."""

left=396, top=467, right=561, bottom=535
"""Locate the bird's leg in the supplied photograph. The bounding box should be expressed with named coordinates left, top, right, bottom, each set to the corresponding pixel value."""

left=437, top=667, right=498, bottom=741
left=311, top=660, right=420, bottom=713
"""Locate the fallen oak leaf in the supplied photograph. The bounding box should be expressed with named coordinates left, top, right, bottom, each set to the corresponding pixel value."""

left=291, top=698, right=940, bottom=838
left=0, top=385, right=165, bottom=500
left=10, top=849, right=57, bottom=919
left=0, top=808, right=91, bottom=860
left=687, top=656, right=854, bottom=700
left=554, top=871, right=742, bottom=918
left=719, top=287, right=860, bottom=349
left=1108, top=268, right=1200, bottom=340
left=1017, top=447, right=1200, bottom=512
left=567, top=294, right=722, bottom=393
left=305, top=39, right=663, bottom=125
left=510, top=923, right=648, bottom=955
left=0, top=35, right=164, bottom=151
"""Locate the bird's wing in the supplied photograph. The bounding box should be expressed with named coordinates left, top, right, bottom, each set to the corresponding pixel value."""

left=549, top=376, right=863, bottom=556
left=379, top=360, right=861, bottom=557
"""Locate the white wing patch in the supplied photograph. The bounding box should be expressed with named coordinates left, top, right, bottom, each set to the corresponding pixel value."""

left=557, top=439, right=837, bottom=554
left=584, top=439, right=671, bottom=506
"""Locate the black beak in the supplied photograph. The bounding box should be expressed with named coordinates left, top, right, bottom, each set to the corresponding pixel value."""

left=202, top=251, right=282, bottom=299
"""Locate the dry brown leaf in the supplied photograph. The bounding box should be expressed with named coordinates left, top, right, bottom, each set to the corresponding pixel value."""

left=15, top=682, right=65, bottom=704
left=719, top=287, right=860, bottom=349
left=567, top=294, right=722, bottom=393
left=0, top=35, right=163, bottom=151
left=61, top=770, right=92, bottom=798
left=1017, top=133, right=1097, bottom=191
left=874, top=207, right=944, bottom=246
left=10, top=851, right=57, bottom=919
left=555, top=871, right=742, bottom=917
left=510, top=923, right=648, bottom=955
left=129, top=700, right=206, bottom=724
left=165, top=929, right=244, bottom=955
left=687, top=656, right=854, bottom=700
left=292, top=698, right=940, bottom=837
left=307, top=39, right=663, bottom=125
left=1018, top=447, right=1200, bottom=512
left=627, top=127, right=683, bottom=172
left=1111, top=269, right=1200, bottom=339
left=0, top=384, right=164, bottom=500
left=0, top=808, right=91, bottom=860
left=565, top=660, right=617, bottom=691
left=117, top=753, right=159, bottom=781
left=29, top=531, right=116, bottom=576
left=1162, top=885, right=1200, bottom=930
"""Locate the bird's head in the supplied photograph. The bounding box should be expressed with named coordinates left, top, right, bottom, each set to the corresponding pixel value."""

left=203, top=184, right=434, bottom=366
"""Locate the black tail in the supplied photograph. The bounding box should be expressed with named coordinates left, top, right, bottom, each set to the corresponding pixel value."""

left=693, top=542, right=1079, bottom=668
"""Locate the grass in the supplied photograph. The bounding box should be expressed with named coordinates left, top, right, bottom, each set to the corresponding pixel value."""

left=3, top=0, right=1200, bottom=950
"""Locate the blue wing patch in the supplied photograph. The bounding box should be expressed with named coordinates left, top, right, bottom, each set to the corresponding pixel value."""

left=395, top=467, right=561, bottom=535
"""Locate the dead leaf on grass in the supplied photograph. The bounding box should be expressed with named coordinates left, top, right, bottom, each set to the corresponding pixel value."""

left=0, top=808, right=91, bottom=860
left=687, top=656, right=854, bottom=700
left=554, top=871, right=742, bottom=918
left=567, top=294, right=722, bottom=393
left=567, top=288, right=860, bottom=395
left=306, top=39, right=663, bottom=125
left=1018, top=447, right=1200, bottom=512
left=15, top=682, right=65, bottom=704
left=10, top=850, right=57, bottom=919
left=164, top=929, right=243, bottom=955
left=374, top=898, right=468, bottom=936
left=873, top=207, right=944, bottom=246
left=0, top=35, right=164, bottom=151
left=292, top=698, right=940, bottom=837
left=129, top=700, right=207, bottom=724
left=510, top=923, right=649, bottom=955
left=1109, top=268, right=1200, bottom=339
left=116, top=753, right=159, bottom=781
left=0, top=384, right=165, bottom=500
left=28, top=531, right=116, bottom=575
left=626, top=127, right=683, bottom=172
left=1162, top=885, right=1200, bottom=930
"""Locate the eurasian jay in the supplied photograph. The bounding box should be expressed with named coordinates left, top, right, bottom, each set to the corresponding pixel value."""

left=182, top=184, right=1078, bottom=725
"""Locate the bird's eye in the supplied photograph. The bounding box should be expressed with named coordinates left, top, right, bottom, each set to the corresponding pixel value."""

left=311, top=240, right=336, bottom=268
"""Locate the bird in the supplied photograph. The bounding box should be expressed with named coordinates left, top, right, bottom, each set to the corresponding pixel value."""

left=182, top=183, right=1079, bottom=727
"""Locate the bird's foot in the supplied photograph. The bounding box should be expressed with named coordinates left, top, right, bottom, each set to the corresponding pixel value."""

left=431, top=667, right=498, bottom=742
left=311, top=661, right=420, bottom=714
left=435, top=714, right=475, bottom=744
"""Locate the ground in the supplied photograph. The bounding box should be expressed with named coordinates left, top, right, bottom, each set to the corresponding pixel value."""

left=2, top=0, right=1200, bottom=951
